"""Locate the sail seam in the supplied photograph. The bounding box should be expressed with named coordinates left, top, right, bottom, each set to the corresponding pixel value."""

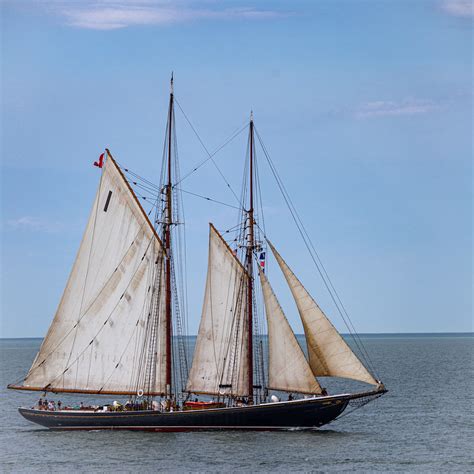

left=62, top=165, right=105, bottom=390
left=40, top=237, right=156, bottom=392
left=23, top=219, right=155, bottom=383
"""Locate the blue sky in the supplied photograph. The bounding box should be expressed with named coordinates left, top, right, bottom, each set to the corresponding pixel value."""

left=1, top=0, right=472, bottom=337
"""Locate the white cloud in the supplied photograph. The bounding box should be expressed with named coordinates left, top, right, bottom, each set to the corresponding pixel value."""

left=440, top=0, right=473, bottom=18
left=61, top=5, right=177, bottom=30
left=42, top=1, right=286, bottom=30
left=6, top=216, right=62, bottom=233
left=356, top=99, right=440, bottom=119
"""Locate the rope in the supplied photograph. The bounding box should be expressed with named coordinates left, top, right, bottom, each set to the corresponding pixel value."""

left=254, top=126, right=380, bottom=380
left=120, top=166, right=161, bottom=192
left=334, top=392, right=385, bottom=421
left=42, top=238, right=156, bottom=391
left=175, top=187, right=241, bottom=210
left=22, top=221, right=152, bottom=381
left=174, top=98, right=246, bottom=206
left=119, top=163, right=242, bottom=212
left=62, top=169, right=104, bottom=381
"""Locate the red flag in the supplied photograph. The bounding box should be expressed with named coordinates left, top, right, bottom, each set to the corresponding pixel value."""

left=94, top=153, right=104, bottom=168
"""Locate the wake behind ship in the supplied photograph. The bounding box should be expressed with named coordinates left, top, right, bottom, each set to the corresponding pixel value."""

left=8, top=76, right=386, bottom=431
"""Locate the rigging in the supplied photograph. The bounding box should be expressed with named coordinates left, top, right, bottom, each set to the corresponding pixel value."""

left=254, top=126, right=379, bottom=379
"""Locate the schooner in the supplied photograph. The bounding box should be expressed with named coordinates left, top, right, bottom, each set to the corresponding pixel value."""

left=9, top=77, right=386, bottom=431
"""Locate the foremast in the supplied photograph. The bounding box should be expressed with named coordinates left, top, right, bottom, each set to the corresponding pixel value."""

left=8, top=150, right=168, bottom=396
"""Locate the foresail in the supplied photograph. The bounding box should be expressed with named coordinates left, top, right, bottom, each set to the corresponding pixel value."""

left=186, top=224, right=249, bottom=397
left=21, top=152, right=167, bottom=395
left=268, top=242, right=378, bottom=386
left=259, top=270, right=322, bottom=394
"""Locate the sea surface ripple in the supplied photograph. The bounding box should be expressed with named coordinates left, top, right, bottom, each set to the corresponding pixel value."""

left=1, top=334, right=473, bottom=472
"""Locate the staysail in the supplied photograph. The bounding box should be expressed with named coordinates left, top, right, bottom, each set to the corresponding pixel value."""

left=17, top=152, right=167, bottom=395
left=268, top=241, right=378, bottom=386
left=186, top=224, right=249, bottom=396
left=259, top=270, right=322, bottom=394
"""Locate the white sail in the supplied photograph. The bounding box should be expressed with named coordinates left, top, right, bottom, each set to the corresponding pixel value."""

left=186, top=224, right=249, bottom=396
left=259, top=270, right=322, bottom=394
left=268, top=241, right=378, bottom=386
left=22, top=152, right=167, bottom=395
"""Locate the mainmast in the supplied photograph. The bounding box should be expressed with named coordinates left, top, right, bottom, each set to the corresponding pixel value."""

left=246, top=112, right=255, bottom=403
left=164, top=74, right=174, bottom=400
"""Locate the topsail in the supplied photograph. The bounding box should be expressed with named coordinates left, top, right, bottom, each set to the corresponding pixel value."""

left=20, top=153, right=167, bottom=395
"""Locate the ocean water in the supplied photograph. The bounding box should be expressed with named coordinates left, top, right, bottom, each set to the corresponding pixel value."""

left=1, top=334, right=473, bottom=472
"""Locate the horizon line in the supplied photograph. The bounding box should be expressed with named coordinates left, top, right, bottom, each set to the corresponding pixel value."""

left=1, top=331, right=472, bottom=340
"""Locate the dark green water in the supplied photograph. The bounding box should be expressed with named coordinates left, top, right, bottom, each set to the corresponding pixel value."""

left=1, top=335, right=473, bottom=472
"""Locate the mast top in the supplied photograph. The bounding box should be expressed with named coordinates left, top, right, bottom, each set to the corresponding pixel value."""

left=170, top=72, right=174, bottom=94
left=250, top=110, right=253, bottom=123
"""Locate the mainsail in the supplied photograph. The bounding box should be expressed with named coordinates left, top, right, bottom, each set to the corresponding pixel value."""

left=268, top=241, right=378, bottom=386
left=18, top=152, right=167, bottom=395
left=186, top=224, right=249, bottom=396
left=259, top=270, right=322, bottom=394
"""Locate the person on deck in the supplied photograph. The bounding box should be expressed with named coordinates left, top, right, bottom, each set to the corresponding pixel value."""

left=57, top=400, right=62, bottom=411
left=38, top=398, right=43, bottom=409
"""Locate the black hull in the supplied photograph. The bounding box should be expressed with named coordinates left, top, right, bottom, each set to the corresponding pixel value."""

left=18, top=390, right=384, bottom=431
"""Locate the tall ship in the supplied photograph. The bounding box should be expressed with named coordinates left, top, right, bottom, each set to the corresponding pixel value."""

left=8, top=77, right=386, bottom=431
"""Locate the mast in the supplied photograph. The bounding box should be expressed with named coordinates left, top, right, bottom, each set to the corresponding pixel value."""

left=165, top=73, right=174, bottom=399
left=246, top=112, right=255, bottom=403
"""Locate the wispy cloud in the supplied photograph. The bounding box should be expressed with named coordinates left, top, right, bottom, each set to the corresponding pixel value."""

left=440, top=0, right=473, bottom=18
left=356, top=99, right=440, bottom=119
left=6, top=216, right=63, bottom=233
left=40, top=1, right=287, bottom=30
